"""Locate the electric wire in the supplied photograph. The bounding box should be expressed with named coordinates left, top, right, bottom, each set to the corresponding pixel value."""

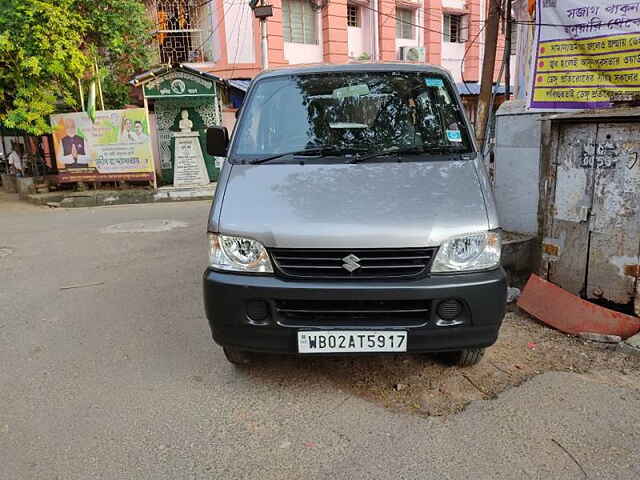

left=229, top=2, right=248, bottom=79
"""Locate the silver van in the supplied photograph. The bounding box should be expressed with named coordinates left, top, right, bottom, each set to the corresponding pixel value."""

left=203, top=64, right=506, bottom=367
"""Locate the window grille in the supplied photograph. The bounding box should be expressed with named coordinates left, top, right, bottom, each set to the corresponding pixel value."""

left=347, top=5, right=360, bottom=27
left=149, top=0, right=212, bottom=63
left=443, top=14, right=465, bottom=44
left=282, top=0, right=318, bottom=44
left=396, top=8, right=414, bottom=40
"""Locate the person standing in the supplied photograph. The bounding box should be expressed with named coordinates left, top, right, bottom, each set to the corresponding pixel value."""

left=7, top=141, right=23, bottom=176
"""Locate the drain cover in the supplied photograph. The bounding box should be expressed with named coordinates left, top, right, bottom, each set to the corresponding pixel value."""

left=102, top=220, right=188, bottom=234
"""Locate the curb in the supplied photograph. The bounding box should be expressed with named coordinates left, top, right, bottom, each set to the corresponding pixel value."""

left=25, top=184, right=216, bottom=208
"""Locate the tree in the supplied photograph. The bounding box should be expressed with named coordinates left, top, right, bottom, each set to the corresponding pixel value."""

left=0, top=0, right=88, bottom=135
left=77, top=0, right=154, bottom=108
left=0, top=0, right=153, bottom=135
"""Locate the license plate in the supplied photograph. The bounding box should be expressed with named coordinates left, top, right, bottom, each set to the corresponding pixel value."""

left=298, top=330, right=407, bottom=353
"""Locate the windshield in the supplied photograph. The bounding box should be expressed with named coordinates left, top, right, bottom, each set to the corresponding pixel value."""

left=230, top=71, right=474, bottom=163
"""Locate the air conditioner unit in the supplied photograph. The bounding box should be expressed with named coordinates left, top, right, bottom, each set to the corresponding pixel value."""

left=400, top=46, right=426, bottom=62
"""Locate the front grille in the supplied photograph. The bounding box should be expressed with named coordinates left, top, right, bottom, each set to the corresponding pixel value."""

left=270, top=247, right=437, bottom=280
left=275, top=299, right=431, bottom=327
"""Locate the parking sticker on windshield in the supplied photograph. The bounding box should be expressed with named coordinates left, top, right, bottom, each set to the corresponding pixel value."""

left=446, top=130, right=462, bottom=142
left=425, top=78, right=444, bottom=88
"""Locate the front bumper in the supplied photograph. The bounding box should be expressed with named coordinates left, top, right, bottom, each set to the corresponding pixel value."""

left=203, top=268, right=507, bottom=354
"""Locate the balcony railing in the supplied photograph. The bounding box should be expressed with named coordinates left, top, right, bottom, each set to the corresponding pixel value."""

left=147, top=0, right=213, bottom=63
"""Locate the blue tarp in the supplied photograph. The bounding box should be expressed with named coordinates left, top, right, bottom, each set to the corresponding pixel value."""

left=226, top=79, right=251, bottom=108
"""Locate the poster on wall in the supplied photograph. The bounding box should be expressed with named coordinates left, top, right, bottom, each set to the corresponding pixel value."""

left=528, top=0, right=640, bottom=110
left=50, top=109, right=155, bottom=183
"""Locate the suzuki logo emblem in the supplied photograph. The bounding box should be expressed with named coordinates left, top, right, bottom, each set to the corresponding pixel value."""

left=342, top=254, right=361, bottom=272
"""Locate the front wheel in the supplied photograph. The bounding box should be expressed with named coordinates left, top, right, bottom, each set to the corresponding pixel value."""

left=223, top=347, right=253, bottom=366
left=437, top=348, right=486, bottom=367
left=451, top=348, right=485, bottom=367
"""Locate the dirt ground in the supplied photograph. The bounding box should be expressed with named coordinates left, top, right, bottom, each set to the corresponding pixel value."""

left=247, top=307, right=640, bottom=417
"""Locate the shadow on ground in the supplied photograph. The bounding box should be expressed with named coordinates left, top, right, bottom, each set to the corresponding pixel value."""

left=224, top=311, right=640, bottom=416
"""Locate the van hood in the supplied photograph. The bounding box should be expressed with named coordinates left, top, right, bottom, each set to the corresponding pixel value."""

left=216, top=160, right=489, bottom=248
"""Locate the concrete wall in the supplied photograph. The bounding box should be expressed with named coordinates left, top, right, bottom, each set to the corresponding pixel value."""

left=284, top=39, right=324, bottom=64
left=441, top=42, right=466, bottom=81
left=494, top=99, right=543, bottom=235
left=441, top=0, right=465, bottom=8
left=348, top=25, right=364, bottom=58
left=221, top=109, right=237, bottom=135
left=224, top=1, right=256, bottom=64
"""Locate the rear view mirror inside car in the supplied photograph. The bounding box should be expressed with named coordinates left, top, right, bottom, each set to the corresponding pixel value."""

left=333, top=84, right=370, bottom=99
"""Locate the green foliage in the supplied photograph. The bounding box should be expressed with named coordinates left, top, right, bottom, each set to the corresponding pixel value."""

left=77, top=0, right=154, bottom=108
left=0, top=0, right=88, bottom=134
left=0, top=0, right=153, bottom=135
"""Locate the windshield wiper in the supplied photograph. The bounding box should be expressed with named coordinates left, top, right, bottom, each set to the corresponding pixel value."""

left=421, top=146, right=465, bottom=154
left=349, top=146, right=424, bottom=164
left=349, top=145, right=466, bottom=164
left=249, top=146, right=366, bottom=164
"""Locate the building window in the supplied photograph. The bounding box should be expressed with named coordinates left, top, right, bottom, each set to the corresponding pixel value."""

left=443, top=14, right=465, bottom=43
left=347, top=4, right=360, bottom=27
left=152, top=0, right=212, bottom=63
left=282, top=0, right=318, bottom=44
left=510, top=21, right=518, bottom=55
left=396, top=8, right=414, bottom=39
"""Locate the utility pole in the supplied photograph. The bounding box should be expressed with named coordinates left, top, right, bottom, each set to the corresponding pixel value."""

left=475, top=0, right=502, bottom=149
left=251, top=1, right=273, bottom=70
left=504, top=0, right=512, bottom=100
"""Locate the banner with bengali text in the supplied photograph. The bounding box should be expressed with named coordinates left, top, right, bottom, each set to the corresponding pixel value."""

left=529, top=0, right=640, bottom=110
left=50, top=109, right=155, bottom=183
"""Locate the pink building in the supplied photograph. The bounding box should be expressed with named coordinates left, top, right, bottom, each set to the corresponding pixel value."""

left=147, top=0, right=515, bottom=87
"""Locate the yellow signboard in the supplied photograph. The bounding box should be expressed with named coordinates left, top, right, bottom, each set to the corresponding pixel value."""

left=529, top=1, right=640, bottom=110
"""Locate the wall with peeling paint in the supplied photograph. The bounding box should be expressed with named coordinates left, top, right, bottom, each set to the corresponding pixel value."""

left=539, top=113, right=640, bottom=316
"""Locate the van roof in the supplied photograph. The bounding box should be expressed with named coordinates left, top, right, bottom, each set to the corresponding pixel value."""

left=255, top=63, right=453, bottom=80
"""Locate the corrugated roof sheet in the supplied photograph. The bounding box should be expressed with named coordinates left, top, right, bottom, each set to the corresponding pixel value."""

left=227, top=79, right=251, bottom=92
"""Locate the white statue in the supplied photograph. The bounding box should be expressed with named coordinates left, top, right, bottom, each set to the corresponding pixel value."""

left=179, top=110, right=193, bottom=133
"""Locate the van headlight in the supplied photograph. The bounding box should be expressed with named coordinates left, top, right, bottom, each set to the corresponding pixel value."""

left=208, top=233, right=274, bottom=273
left=431, top=231, right=501, bottom=273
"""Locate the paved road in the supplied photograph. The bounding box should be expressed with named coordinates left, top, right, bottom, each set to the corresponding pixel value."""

left=1, top=198, right=639, bottom=479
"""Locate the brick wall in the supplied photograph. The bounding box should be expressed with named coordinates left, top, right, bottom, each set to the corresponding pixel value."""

left=424, top=0, right=443, bottom=65
left=463, top=0, right=481, bottom=82
left=322, top=0, right=349, bottom=63
left=378, top=0, right=397, bottom=61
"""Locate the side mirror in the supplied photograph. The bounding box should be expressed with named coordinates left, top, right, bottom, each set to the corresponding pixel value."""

left=206, top=126, right=229, bottom=157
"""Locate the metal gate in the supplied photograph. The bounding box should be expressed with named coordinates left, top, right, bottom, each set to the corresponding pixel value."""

left=541, top=115, right=640, bottom=315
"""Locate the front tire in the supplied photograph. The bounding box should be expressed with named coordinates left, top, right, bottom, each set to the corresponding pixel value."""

left=452, top=348, right=485, bottom=367
left=223, top=347, right=253, bottom=366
